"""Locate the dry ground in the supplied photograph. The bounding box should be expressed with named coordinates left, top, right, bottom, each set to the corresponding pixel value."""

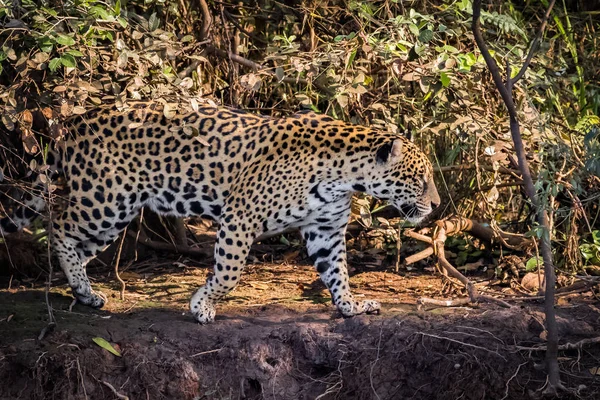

left=1, top=250, right=600, bottom=399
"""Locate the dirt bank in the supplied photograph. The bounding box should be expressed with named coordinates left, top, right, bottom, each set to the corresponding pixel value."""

left=1, top=263, right=599, bottom=399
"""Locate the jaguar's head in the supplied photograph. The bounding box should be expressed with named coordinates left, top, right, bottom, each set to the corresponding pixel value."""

left=363, top=137, right=440, bottom=224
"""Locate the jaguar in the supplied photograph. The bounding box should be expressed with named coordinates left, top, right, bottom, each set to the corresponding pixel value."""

left=0, top=102, right=440, bottom=323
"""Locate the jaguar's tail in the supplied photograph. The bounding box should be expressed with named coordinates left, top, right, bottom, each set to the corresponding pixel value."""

left=0, top=151, right=61, bottom=236
left=0, top=180, right=48, bottom=235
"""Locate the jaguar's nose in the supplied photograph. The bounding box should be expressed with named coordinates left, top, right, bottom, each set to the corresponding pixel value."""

left=431, top=200, right=440, bottom=209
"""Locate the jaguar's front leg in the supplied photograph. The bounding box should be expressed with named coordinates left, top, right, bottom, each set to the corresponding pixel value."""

left=301, top=214, right=380, bottom=317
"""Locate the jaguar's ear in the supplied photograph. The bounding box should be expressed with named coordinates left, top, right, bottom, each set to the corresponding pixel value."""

left=376, top=139, right=403, bottom=164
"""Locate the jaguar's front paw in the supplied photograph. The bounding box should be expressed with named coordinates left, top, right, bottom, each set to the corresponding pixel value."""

left=72, top=288, right=106, bottom=308
left=190, top=293, right=216, bottom=324
left=337, top=298, right=381, bottom=317
left=360, top=299, right=381, bottom=315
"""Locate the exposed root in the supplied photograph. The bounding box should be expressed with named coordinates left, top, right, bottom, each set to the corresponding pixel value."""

left=101, top=380, right=129, bottom=400
left=516, top=336, right=600, bottom=352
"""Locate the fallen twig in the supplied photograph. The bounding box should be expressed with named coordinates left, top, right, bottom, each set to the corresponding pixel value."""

left=190, top=348, right=223, bottom=357
left=37, top=321, right=55, bottom=341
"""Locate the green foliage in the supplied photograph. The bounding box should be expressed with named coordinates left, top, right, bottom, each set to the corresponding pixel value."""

left=526, top=256, right=542, bottom=272
left=0, top=0, right=599, bottom=275
left=577, top=116, right=600, bottom=176
left=580, top=231, right=600, bottom=266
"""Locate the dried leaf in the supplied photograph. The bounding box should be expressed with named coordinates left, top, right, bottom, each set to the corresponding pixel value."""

left=117, top=52, right=128, bottom=69
left=275, top=67, right=285, bottom=82
left=194, top=136, right=210, bottom=147
left=248, top=282, right=270, bottom=290
left=163, top=103, right=177, bottom=119
left=20, top=109, right=33, bottom=127
left=402, top=72, right=420, bottom=81
left=336, top=94, right=348, bottom=108
left=240, top=73, right=262, bottom=92
left=190, top=98, right=199, bottom=112
left=21, top=129, right=39, bottom=154
left=65, top=106, right=81, bottom=116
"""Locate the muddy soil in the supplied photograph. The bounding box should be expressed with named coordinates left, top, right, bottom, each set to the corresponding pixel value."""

left=1, top=259, right=600, bottom=400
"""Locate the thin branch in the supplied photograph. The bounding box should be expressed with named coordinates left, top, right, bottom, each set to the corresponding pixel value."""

left=204, top=45, right=334, bottom=95
left=436, top=164, right=519, bottom=175
left=509, top=0, right=557, bottom=85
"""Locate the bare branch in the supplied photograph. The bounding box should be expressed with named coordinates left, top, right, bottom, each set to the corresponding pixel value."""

left=509, top=0, right=557, bottom=85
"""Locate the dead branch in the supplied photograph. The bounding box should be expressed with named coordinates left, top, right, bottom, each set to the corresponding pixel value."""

left=198, top=0, right=212, bottom=42
left=406, top=217, right=514, bottom=309
left=436, top=164, right=520, bottom=176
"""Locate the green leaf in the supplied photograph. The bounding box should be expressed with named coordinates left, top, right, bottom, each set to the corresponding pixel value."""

left=440, top=71, right=450, bottom=87
left=117, top=17, right=128, bottom=29
left=526, top=256, right=541, bottom=272
left=60, top=54, right=77, bottom=68
left=42, top=7, right=58, bottom=17
left=114, top=0, right=121, bottom=15
left=418, top=29, right=433, bottom=43
left=593, top=230, right=600, bottom=245
left=409, top=23, right=420, bottom=37
left=48, top=58, right=62, bottom=72
left=38, top=36, right=54, bottom=53
left=66, top=49, right=84, bottom=57
left=55, top=34, right=75, bottom=46
left=92, top=337, right=121, bottom=357
left=346, top=49, right=357, bottom=68
left=148, top=13, right=160, bottom=31
left=89, top=5, right=112, bottom=20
